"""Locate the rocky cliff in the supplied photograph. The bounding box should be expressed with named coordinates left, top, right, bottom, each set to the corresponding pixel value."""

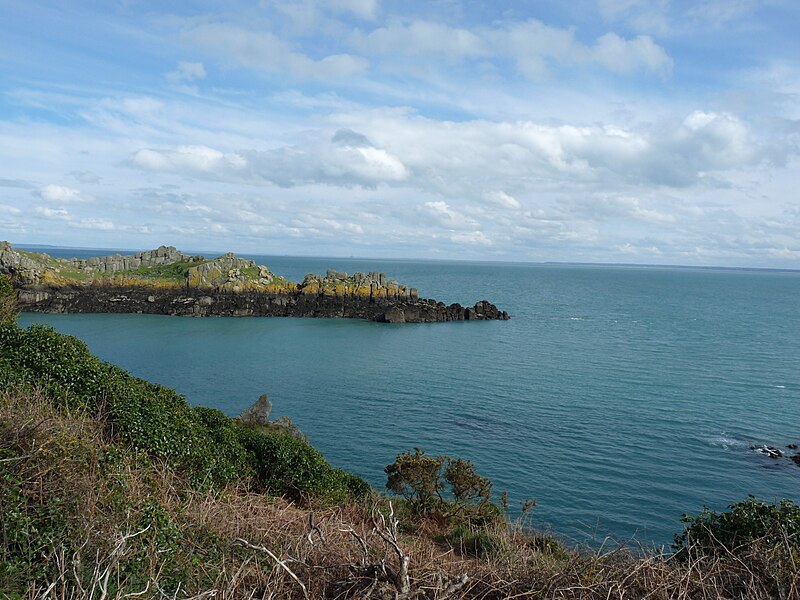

left=0, top=242, right=509, bottom=323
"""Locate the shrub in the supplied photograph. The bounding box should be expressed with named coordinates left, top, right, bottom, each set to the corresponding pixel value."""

left=385, top=448, right=445, bottom=510
left=0, top=275, right=16, bottom=326
left=236, top=426, right=369, bottom=503
left=442, top=523, right=502, bottom=558
left=674, top=496, right=800, bottom=555
left=0, top=324, right=244, bottom=486
left=385, top=449, right=501, bottom=525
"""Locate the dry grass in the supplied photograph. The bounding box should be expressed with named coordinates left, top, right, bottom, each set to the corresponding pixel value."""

left=2, top=389, right=798, bottom=599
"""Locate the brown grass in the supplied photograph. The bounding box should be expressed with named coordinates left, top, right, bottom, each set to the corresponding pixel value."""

left=2, top=389, right=798, bottom=599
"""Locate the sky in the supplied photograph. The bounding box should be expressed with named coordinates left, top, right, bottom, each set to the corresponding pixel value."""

left=0, top=1, right=798, bottom=267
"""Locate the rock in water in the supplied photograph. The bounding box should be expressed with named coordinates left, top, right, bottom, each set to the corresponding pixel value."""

left=750, top=444, right=784, bottom=458
left=237, top=394, right=272, bottom=425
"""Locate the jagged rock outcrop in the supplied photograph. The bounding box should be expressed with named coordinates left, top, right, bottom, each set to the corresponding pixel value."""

left=236, top=393, right=273, bottom=426
left=66, top=246, right=198, bottom=273
left=235, top=394, right=306, bottom=440
left=0, top=242, right=510, bottom=323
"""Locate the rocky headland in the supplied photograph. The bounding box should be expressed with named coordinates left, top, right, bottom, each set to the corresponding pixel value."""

left=0, top=242, right=509, bottom=323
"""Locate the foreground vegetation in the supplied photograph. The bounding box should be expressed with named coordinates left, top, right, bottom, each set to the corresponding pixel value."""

left=1, top=276, right=798, bottom=598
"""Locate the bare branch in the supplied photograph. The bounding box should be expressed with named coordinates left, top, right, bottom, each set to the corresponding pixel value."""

left=235, top=538, right=310, bottom=600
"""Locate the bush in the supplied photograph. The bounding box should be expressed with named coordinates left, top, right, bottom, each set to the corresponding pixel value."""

left=385, top=448, right=500, bottom=524
left=236, top=426, right=369, bottom=503
left=0, top=275, right=16, bottom=326
left=0, top=323, right=369, bottom=498
left=674, top=496, right=800, bottom=555
left=442, top=523, right=502, bottom=558
left=385, top=448, right=445, bottom=510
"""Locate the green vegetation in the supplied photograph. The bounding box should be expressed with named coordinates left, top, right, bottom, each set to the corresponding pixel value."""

left=385, top=448, right=499, bottom=526
left=128, top=260, right=207, bottom=281
left=0, top=274, right=16, bottom=325
left=675, top=496, right=800, bottom=555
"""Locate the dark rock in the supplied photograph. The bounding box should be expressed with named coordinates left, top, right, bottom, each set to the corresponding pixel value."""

left=791, top=454, right=800, bottom=466
left=383, top=308, right=406, bottom=323
left=787, top=444, right=798, bottom=450
left=751, top=444, right=784, bottom=458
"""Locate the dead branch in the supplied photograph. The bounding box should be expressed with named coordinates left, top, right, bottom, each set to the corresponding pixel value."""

left=235, top=537, right=310, bottom=600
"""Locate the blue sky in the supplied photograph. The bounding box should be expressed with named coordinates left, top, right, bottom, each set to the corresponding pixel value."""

left=1, top=0, right=798, bottom=266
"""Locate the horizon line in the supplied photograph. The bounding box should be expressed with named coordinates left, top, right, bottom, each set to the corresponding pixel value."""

left=11, top=241, right=800, bottom=274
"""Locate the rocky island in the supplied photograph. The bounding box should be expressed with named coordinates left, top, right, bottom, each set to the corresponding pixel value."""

left=0, top=242, right=509, bottom=323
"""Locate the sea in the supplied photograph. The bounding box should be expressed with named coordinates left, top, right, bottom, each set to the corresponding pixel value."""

left=16, top=246, right=800, bottom=548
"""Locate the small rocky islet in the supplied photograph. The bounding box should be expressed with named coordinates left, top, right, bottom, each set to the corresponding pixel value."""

left=0, top=242, right=509, bottom=323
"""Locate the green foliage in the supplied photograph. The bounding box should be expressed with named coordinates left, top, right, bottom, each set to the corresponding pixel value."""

left=385, top=448, right=444, bottom=510
left=444, top=457, right=492, bottom=507
left=236, top=426, right=369, bottom=503
left=385, top=449, right=500, bottom=525
left=0, top=462, right=72, bottom=591
left=674, top=496, right=800, bottom=555
left=0, top=324, right=104, bottom=407
left=0, top=275, right=16, bottom=326
left=127, top=260, right=205, bottom=281
left=442, top=523, right=502, bottom=558
left=0, top=323, right=367, bottom=498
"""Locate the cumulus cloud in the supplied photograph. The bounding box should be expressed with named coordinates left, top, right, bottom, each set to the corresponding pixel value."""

left=181, top=23, right=368, bottom=80
left=130, top=131, right=410, bottom=187
left=38, top=184, right=88, bottom=203
left=165, top=61, right=207, bottom=83
left=127, top=111, right=765, bottom=202
left=129, top=145, right=246, bottom=174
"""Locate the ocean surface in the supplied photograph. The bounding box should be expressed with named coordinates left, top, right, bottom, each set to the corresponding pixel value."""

left=17, top=247, right=800, bottom=547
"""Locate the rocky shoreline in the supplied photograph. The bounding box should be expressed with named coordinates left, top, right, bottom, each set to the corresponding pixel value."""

left=1, top=242, right=509, bottom=323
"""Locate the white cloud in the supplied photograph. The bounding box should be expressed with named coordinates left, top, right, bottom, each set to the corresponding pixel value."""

left=182, top=23, right=368, bottom=80
left=484, top=191, right=521, bottom=210
left=38, top=184, right=87, bottom=203
left=352, top=21, right=487, bottom=60
left=165, top=61, right=207, bottom=83
left=352, top=18, right=672, bottom=79
left=0, top=203, right=21, bottom=215
left=450, top=230, right=492, bottom=246
left=73, top=218, right=115, bottom=230
left=329, top=0, right=379, bottom=20
left=35, top=206, right=71, bottom=220
left=130, top=145, right=246, bottom=174
left=127, top=110, right=767, bottom=199
left=593, top=33, right=672, bottom=77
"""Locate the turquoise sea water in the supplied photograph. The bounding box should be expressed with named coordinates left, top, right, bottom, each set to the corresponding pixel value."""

left=17, top=250, right=800, bottom=547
